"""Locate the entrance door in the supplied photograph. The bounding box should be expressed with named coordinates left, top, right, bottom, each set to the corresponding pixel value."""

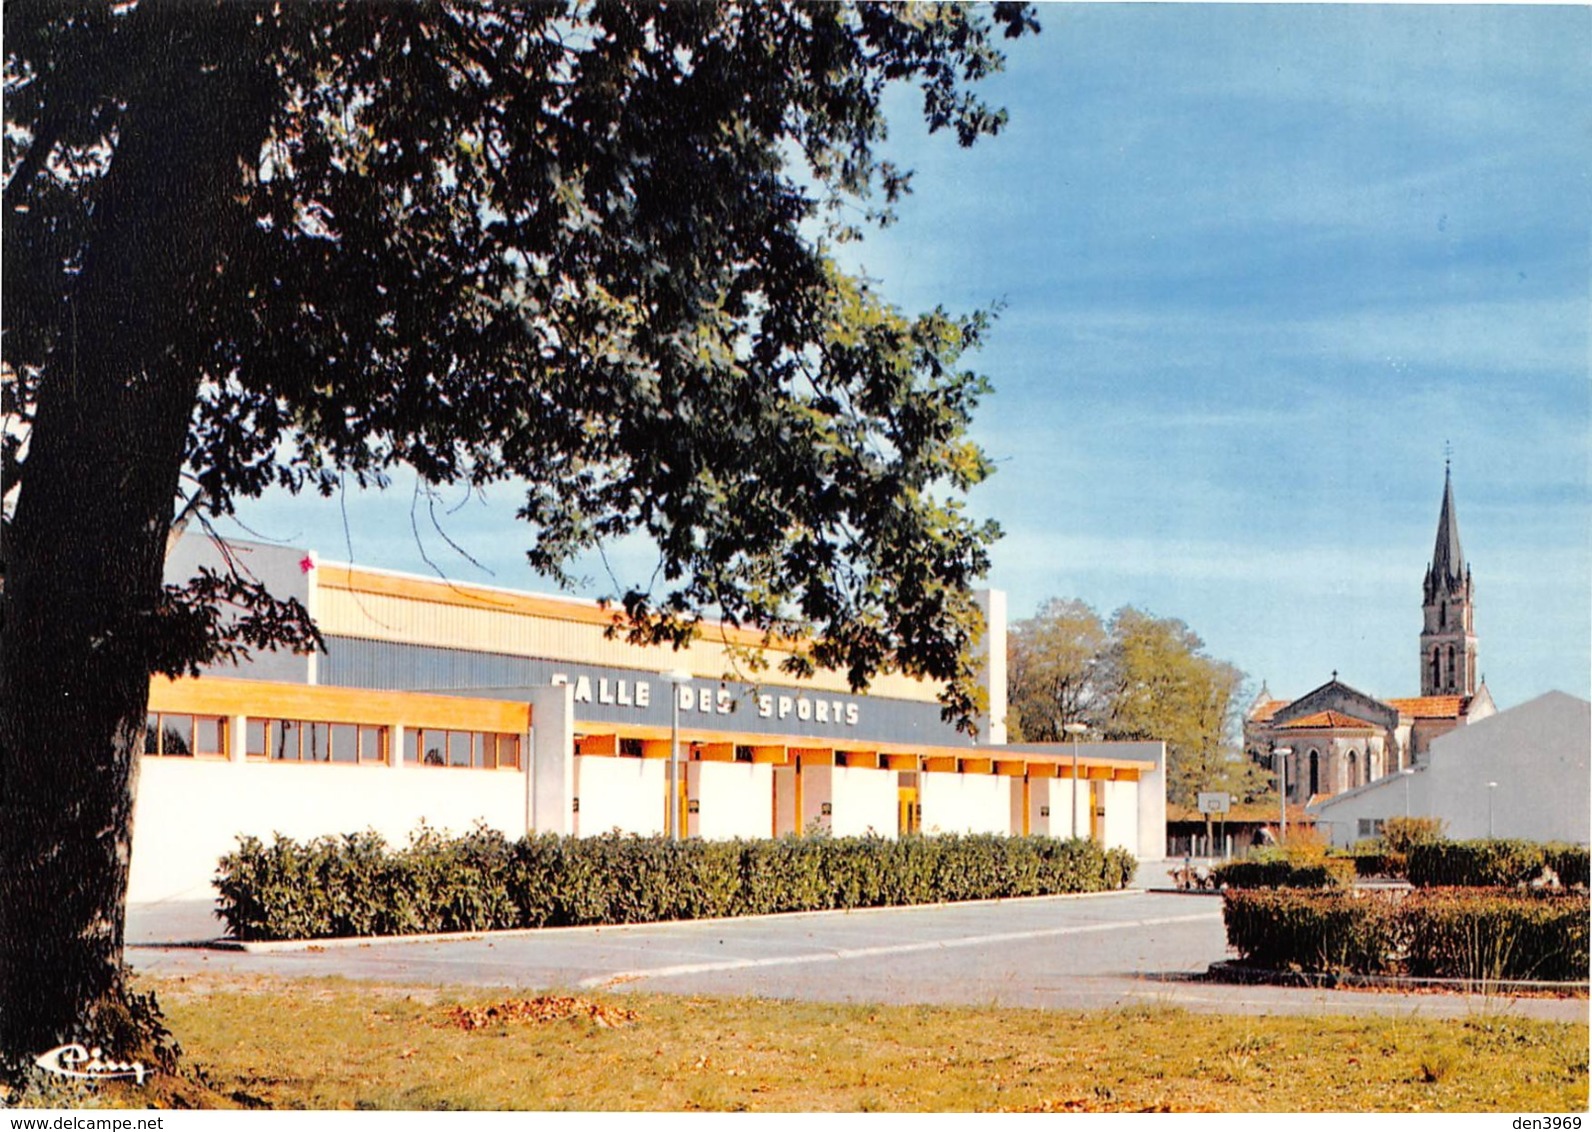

left=1089, top=779, right=1105, bottom=842
left=897, top=787, right=920, bottom=836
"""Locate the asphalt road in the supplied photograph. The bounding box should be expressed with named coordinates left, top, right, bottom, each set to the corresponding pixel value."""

left=125, top=888, right=1588, bottom=1022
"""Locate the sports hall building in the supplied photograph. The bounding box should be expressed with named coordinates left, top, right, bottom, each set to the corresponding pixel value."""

left=130, top=537, right=1166, bottom=902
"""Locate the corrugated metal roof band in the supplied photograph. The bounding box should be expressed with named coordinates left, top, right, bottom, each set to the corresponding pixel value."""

left=318, top=636, right=980, bottom=748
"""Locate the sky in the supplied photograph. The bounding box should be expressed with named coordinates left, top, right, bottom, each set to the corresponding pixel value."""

left=222, top=4, right=1591, bottom=713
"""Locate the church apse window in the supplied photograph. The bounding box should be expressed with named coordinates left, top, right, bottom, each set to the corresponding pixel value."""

left=1308, top=750, right=1319, bottom=797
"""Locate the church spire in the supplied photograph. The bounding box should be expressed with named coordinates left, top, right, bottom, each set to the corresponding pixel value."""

left=1420, top=459, right=1477, bottom=696
left=1427, top=460, right=1466, bottom=593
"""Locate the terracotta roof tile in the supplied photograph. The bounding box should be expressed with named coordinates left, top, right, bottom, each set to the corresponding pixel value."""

left=1278, top=710, right=1379, bottom=731
left=1250, top=699, right=1288, bottom=723
left=1387, top=696, right=1468, bottom=720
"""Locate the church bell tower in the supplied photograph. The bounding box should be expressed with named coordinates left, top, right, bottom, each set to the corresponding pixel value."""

left=1420, top=462, right=1477, bottom=696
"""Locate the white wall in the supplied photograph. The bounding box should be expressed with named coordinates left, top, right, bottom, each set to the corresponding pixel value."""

left=129, top=759, right=527, bottom=903
left=1102, top=779, right=1139, bottom=853
left=574, top=756, right=664, bottom=837
left=773, top=765, right=797, bottom=835
left=801, top=764, right=833, bottom=833
left=829, top=765, right=898, bottom=837
left=693, top=762, right=774, bottom=840
left=920, top=772, right=1011, bottom=834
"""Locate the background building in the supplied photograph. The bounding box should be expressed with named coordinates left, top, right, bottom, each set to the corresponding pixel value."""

left=1309, top=691, right=1590, bottom=846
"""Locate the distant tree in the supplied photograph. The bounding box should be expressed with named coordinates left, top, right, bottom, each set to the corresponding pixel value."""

left=1006, top=598, right=1261, bottom=806
left=0, top=1, right=1038, bottom=1071
left=1006, top=598, right=1107, bottom=741
left=1099, top=607, right=1261, bottom=807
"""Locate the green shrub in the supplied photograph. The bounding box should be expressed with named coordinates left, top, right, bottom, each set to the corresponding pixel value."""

left=1407, top=839, right=1547, bottom=887
left=1213, top=858, right=1355, bottom=890
left=1222, top=888, right=1590, bottom=981
left=1379, top=816, right=1446, bottom=854
left=1402, top=888, right=1590, bottom=983
left=1343, top=846, right=1406, bottom=879
left=1222, top=889, right=1400, bottom=974
left=215, top=828, right=1138, bottom=941
left=1543, top=843, right=1591, bottom=889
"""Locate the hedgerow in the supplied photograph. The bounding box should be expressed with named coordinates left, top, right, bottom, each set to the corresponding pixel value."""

left=1406, top=839, right=1590, bottom=888
left=214, top=827, right=1138, bottom=941
left=1211, top=857, right=1356, bottom=890
left=1223, top=888, right=1590, bottom=982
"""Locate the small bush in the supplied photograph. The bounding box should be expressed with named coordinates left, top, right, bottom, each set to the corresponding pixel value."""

left=1379, top=816, right=1446, bottom=855
left=215, top=829, right=1138, bottom=941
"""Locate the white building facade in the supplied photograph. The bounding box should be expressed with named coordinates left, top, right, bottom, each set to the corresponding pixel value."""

left=130, top=536, right=1166, bottom=902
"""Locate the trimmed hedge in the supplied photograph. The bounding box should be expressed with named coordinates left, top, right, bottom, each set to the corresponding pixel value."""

left=1407, top=839, right=1590, bottom=889
left=1223, top=888, right=1590, bottom=982
left=1212, top=857, right=1356, bottom=890
left=1343, top=848, right=1406, bottom=879
left=214, top=827, right=1138, bottom=942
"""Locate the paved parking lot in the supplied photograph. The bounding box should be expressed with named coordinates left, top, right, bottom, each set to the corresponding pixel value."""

left=126, top=886, right=1587, bottom=1022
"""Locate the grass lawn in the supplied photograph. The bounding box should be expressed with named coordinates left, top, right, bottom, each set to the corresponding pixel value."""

left=53, top=974, right=1592, bottom=1112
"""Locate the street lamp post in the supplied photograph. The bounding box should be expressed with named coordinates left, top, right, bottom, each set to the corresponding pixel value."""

left=1063, top=722, right=1088, bottom=840
left=1272, top=746, right=1293, bottom=843
left=659, top=670, right=693, bottom=840
left=1486, top=780, right=1498, bottom=838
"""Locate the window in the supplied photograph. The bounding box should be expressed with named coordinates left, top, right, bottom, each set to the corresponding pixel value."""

left=143, top=713, right=226, bottom=758
left=249, top=719, right=387, bottom=765
left=1357, top=818, right=1385, bottom=839
left=407, top=728, right=520, bottom=769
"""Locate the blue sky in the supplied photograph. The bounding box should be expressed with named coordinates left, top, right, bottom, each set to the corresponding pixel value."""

left=224, top=4, right=1590, bottom=712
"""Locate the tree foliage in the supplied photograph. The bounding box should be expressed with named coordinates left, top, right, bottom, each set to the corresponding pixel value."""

left=1006, top=597, right=1107, bottom=742
left=1006, top=598, right=1265, bottom=807
left=0, top=1, right=1037, bottom=1071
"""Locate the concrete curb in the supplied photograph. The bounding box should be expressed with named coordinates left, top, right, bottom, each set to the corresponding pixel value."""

left=151, top=886, right=1145, bottom=954
left=1204, top=960, right=1590, bottom=997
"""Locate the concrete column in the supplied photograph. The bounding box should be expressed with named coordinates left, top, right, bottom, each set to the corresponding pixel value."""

left=228, top=714, right=248, bottom=764
left=974, top=588, right=1008, bottom=745
left=528, top=682, right=575, bottom=835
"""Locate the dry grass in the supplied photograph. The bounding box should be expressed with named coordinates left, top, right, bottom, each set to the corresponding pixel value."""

left=66, top=974, right=1592, bottom=1112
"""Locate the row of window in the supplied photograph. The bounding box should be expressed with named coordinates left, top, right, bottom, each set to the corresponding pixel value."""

left=143, top=713, right=519, bottom=770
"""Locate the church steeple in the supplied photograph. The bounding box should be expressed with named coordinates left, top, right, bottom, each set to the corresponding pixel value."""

left=1426, top=462, right=1465, bottom=595
left=1420, top=459, right=1477, bottom=696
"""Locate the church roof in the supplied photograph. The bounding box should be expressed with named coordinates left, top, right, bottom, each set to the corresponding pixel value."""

left=1387, top=695, right=1469, bottom=720
left=1427, top=465, right=1466, bottom=590
left=1278, top=710, right=1379, bottom=731
left=1249, top=699, right=1288, bottom=723
left=1252, top=692, right=1471, bottom=725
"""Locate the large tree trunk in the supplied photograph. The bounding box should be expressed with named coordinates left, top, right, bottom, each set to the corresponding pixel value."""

left=0, top=10, right=271, bottom=1069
